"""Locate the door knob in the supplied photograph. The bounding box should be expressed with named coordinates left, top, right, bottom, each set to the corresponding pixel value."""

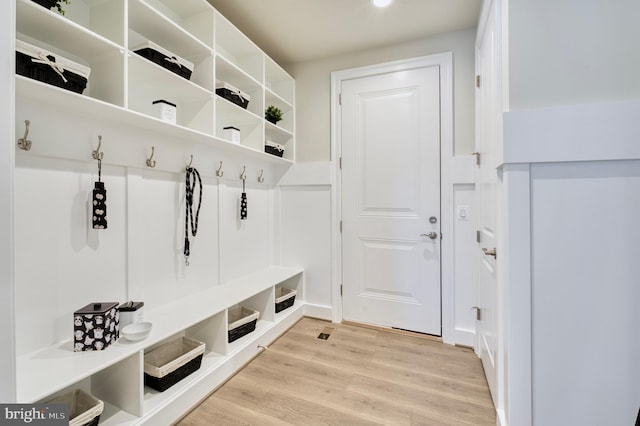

left=421, top=232, right=438, bottom=240
left=482, top=247, right=497, bottom=258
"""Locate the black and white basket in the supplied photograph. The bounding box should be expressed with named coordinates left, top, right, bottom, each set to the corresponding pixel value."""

left=144, top=336, right=205, bottom=392
left=46, top=389, right=104, bottom=426
left=227, top=306, right=259, bottom=343
left=133, top=40, right=194, bottom=80
left=216, top=82, right=250, bottom=109
left=275, top=287, right=297, bottom=313
left=16, top=39, right=90, bottom=94
left=265, top=140, right=284, bottom=157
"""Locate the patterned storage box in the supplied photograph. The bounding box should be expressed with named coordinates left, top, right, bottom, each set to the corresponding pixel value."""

left=74, top=302, right=119, bottom=352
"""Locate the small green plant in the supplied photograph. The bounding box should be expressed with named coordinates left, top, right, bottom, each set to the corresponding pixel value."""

left=265, top=105, right=283, bottom=124
left=55, top=0, right=71, bottom=15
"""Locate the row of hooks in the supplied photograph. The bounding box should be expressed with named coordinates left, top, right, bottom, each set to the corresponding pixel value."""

left=17, top=120, right=266, bottom=183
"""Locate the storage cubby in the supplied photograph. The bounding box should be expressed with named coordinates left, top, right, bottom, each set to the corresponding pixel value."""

left=12, top=0, right=299, bottom=421
left=215, top=98, right=263, bottom=151
left=141, top=0, right=215, bottom=49
left=214, top=11, right=263, bottom=84
left=18, top=0, right=126, bottom=48
left=275, top=273, right=304, bottom=319
left=265, top=57, right=294, bottom=105
left=128, top=54, right=214, bottom=134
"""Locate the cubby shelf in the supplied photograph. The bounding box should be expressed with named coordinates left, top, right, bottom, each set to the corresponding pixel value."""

left=17, top=266, right=303, bottom=403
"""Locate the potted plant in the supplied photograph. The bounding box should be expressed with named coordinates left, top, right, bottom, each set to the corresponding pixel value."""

left=32, top=0, right=70, bottom=15
left=265, top=105, right=283, bottom=125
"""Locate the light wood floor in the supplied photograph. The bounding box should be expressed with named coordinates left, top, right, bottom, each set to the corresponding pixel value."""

left=177, top=318, right=496, bottom=425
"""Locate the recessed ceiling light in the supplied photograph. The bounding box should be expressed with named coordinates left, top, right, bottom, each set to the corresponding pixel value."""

left=372, top=0, right=393, bottom=8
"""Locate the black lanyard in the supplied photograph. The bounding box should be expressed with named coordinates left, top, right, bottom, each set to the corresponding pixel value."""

left=184, top=167, right=202, bottom=266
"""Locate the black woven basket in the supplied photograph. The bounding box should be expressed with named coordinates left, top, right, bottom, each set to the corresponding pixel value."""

left=134, top=47, right=192, bottom=80
left=265, top=144, right=284, bottom=157
left=216, top=86, right=249, bottom=109
left=16, top=51, right=88, bottom=94
left=31, top=0, right=57, bottom=9
left=275, top=294, right=296, bottom=313
left=144, top=353, right=204, bottom=392
left=228, top=319, right=257, bottom=343
left=84, top=416, right=101, bottom=426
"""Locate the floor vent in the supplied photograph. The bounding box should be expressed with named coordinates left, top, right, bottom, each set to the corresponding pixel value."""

left=317, top=327, right=334, bottom=340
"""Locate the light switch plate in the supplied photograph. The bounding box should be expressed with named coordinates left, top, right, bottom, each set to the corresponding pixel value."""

left=457, top=205, right=469, bottom=221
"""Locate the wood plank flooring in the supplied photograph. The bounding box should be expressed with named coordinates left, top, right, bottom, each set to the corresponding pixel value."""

left=176, top=318, right=496, bottom=425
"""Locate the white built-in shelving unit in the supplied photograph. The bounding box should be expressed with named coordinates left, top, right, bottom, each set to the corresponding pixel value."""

left=12, top=0, right=301, bottom=423
left=15, top=0, right=296, bottom=164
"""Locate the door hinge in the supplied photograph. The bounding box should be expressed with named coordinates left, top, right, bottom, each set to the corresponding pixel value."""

left=339, top=220, right=342, bottom=233
left=472, top=152, right=480, bottom=166
left=476, top=75, right=481, bottom=88
left=476, top=230, right=481, bottom=243
left=339, top=156, right=342, bottom=169
left=340, top=284, right=343, bottom=296
left=339, top=93, right=342, bottom=105
left=472, top=306, right=481, bottom=321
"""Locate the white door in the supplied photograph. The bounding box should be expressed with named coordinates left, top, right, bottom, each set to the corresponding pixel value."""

left=475, top=1, right=499, bottom=406
left=341, top=65, right=441, bottom=336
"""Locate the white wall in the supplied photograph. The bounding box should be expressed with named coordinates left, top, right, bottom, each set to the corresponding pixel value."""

left=0, top=0, right=16, bottom=403
left=530, top=160, right=640, bottom=425
left=287, top=28, right=477, bottom=162
left=508, top=0, right=640, bottom=110
left=277, top=163, right=332, bottom=318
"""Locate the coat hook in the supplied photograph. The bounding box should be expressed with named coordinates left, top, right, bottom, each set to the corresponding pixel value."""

left=216, top=161, right=224, bottom=177
left=146, top=146, right=156, bottom=168
left=187, top=154, right=193, bottom=169
left=17, top=120, right=32, bottom=151
left=92, top=135, right=104, bottom=160
left=257, top=169, right=264, bottom=183
left=240, top=165, right=246, bottom=181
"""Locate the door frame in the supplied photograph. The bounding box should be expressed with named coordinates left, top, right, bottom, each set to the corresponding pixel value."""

left=330, top=52, right=455, bottom=343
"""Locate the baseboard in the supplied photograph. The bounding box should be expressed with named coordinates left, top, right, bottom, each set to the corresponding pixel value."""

left=303, top=303, right=333, bottom=321
left=497, top=408, right=507, bottom=426
left=453, top=327, right=475, bottom=347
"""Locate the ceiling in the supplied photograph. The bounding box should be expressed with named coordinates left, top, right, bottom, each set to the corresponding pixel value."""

left=206, top=0, right=482, bottom=65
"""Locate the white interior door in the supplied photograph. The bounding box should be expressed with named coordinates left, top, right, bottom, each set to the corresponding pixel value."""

left=341, top=65, right=441, bottom=336
left=476, top=2, right=499, bottom=406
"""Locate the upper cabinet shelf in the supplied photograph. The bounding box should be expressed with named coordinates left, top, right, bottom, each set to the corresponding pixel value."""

left=214, top=11, right=264, bottom=84
left=15, top=0, right=296, bottom=164
left=129, top=0, right=211, bottom=60
left=17, top=0, right=126, bottom=48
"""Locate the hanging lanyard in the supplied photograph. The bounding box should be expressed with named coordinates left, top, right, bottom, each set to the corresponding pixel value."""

left=184, top=166, right=202, bottom=266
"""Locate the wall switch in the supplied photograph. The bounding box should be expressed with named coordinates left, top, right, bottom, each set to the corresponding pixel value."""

left=457, top=205, right=469, bottom=221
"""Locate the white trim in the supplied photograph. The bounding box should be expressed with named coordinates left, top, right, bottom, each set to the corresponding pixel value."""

left=503, top=99, right=640, bottom=164
left=0, top=0, right=16, bottom=403
left=500, top=163, right=532, bottom=426
left=330, top=53, right=455, bottom=342
left=303, top=303, right=333, bottom=321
